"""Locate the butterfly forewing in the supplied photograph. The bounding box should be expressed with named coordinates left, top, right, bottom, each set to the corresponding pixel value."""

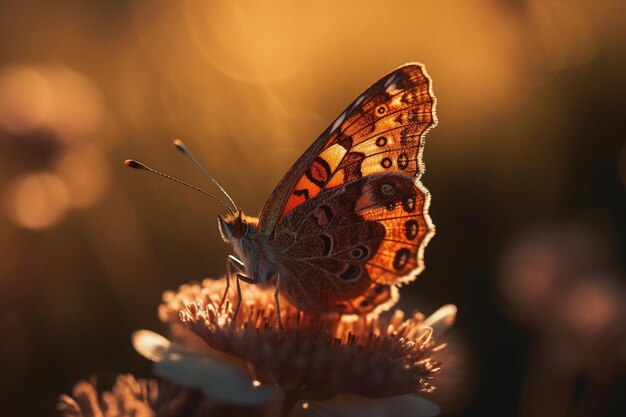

left=259, top=64, right=435, bottom=229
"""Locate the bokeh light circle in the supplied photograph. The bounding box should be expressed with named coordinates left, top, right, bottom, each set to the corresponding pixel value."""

left=4, top=172, right=71, bottom=230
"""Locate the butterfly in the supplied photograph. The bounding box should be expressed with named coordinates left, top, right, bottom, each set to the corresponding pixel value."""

left=127, top=63, right=437, bottom=325
left=216, top=63, right=436, bottom=320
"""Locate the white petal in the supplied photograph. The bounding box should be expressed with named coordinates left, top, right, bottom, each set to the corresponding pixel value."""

left=303, top=395, right=440, bottom=417
left=132, top=330, right=171, bottom=362
left=423, top=305, right=457, bottom=338
left=132, top=330, right=280, bottom=405
left=132, top=330, right=200, bottom=362
left=155, top=354, right=281, bottom=406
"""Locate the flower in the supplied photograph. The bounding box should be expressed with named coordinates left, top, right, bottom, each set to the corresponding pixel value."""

left=138, top=277, right=456, bottom=417
left=57, top=374, right=204, bottom=417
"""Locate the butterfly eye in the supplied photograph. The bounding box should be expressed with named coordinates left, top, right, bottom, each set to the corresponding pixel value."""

left=230, top=215, right=249, bottom=239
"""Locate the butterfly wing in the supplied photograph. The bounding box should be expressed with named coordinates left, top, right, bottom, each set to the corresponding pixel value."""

left=272, top=172, right=431, bottom=314
left=259, top=63, right=436, bottom=236
left=260, top=63, right=436, bottom=314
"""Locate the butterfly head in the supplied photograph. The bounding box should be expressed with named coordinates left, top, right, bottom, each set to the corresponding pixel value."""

left=217, top=209, right=250, bottom=243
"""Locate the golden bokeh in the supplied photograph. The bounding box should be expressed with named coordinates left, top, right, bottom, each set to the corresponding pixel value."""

left=55, top=144, right=110, bottom=209
left=3, top=172, right=70, bottom=230
left=0, top=66, right=50, bottom=134
left=0, top=64, right=104, bottom=143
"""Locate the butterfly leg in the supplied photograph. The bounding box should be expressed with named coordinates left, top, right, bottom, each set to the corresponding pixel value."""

left=221, top=255, right=245, bottom=309
left=274, top=275, right=284, bottom=331
left=232, top=272, right=257, bottom=325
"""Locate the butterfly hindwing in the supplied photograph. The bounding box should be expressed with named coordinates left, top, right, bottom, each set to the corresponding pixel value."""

left=273, top=172, right=432, bottom=314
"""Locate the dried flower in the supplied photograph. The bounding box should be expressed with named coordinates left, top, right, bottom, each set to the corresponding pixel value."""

left=139, top=277, right=456, bottom=417
left=57, top=374, right=205, bottom=417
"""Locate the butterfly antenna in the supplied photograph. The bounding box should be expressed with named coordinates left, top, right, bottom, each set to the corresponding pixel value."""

left=172, top=139, right=238, bottom=212
left=124, top=159, right=236, bottom=216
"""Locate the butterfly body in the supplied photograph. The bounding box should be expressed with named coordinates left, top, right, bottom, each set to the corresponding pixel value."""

left=219, top=63, right=437, bottom=316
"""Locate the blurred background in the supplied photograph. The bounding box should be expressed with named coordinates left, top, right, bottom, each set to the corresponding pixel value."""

left=0, top=0, right=625, bottom=416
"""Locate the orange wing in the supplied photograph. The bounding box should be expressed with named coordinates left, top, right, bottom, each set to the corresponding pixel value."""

left=272, top=172, right=432, bottom=315
left=258, top=63, right=436, bottom=236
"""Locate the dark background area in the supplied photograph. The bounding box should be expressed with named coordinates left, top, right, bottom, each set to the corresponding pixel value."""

left=1, top=1, right=625, bottom=416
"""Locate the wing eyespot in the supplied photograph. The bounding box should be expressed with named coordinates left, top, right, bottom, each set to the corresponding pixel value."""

left=404, top=219, right=419, bottom=240
left=381, top=183, right=396, bottom=196
left=381, top=157, right=392, bottom=169
left=375, top=104, right=388, bottom=116
left=350, top=245, right=370, bottom=261
left=375, top=136, right=388, bottom=147
left=393, top=248, right=411, bottom=270
left=397, top=152, right=409, bottom=170
left=402, top=196, right=416, bottom=212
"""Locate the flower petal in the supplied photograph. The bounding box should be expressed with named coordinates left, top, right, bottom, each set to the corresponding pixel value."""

left=423, top=305, right=457, bottom=339
left=132, top=330, right=280, bottom=405
left=155, top=353, right=281, bottom=406
left=132, top=330, right=172, bottom=362
left=132, top=330, right=200, bottom=362
left=302, top=394, right=440, bottom=417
